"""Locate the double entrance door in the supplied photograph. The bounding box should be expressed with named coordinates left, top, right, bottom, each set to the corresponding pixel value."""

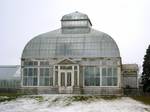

left=60, top=71, right=73, bottom=87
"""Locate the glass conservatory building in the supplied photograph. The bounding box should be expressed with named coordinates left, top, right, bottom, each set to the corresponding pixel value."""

left=21, top=12, right=122, bottom=95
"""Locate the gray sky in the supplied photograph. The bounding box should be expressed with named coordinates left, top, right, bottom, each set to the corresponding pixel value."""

left=0, top=0, right=150, bottom=71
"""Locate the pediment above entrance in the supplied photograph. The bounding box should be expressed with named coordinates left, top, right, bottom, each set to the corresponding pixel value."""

left=57, top=59, right=76, bottom=65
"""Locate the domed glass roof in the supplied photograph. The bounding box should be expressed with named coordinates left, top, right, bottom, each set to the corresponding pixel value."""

left=22, top=12, right=120, bottom=59
left=22, top=29, right=120, bottom=59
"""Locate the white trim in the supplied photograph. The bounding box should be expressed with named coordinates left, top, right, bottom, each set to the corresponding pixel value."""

left=58, top=66, right=60, bottom=86
left=53, top=66, right=55, bottom=86
left=72, top=70, right=74, bottom=86
left=37, top=65, right=40, bottom=86
left=83, top=66, right=85, bottom=87
left=100, top=67, right=102, bottom=86
left=77, top=65, right=79, bottom=86
left=118, top=66, right=121, bottom=87
left=21, top=68, right=23, bottom=87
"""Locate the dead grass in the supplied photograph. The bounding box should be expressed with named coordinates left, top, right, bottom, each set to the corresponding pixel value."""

left=131, top=96, right=150, bottom=105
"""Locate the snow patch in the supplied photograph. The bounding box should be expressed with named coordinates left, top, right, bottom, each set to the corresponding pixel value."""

left=0, top=95, right=150, bottom=112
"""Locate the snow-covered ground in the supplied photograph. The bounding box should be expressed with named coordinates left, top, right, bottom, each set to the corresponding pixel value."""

left=0, top=95, right=150, bottom=112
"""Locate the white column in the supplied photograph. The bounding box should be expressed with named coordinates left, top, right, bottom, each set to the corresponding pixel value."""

left=58, top=66, right=60, bottom=86
left=100, top=67, right=102, bottom=86
left=21, top=67, right=23, bottom=87
left=77, top=65, right=79, bottom=86
left=37, top=61, right=40, bottom=86
left=72, top=66, right=74, bottom=86
left=118, top=66, right=121, bottom=87
left=53, top=65, right=55, bottom=86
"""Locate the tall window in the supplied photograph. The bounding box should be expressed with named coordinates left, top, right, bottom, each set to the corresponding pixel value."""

left=84, top=66, right=100, bottom=86
left=39, top=67, right=53, bottom=86
left=84, top=67, right=118, bottom=86
left=23, top=68, right=38, bottom=86
left=102, top=68, right=118, bottom=86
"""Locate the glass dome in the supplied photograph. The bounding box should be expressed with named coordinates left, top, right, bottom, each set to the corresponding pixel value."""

left=22, top=12, right=120, bottom=59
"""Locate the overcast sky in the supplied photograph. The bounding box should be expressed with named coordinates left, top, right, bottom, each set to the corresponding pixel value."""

left=0, top=0, right=150, bottom=71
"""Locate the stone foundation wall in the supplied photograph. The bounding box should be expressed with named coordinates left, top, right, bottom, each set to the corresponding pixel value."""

left=21, top=86, right=122, bottom=95
left=83, top=87, right=123, bottom=96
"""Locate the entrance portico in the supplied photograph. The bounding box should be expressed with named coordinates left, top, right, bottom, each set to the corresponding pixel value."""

left=54, top=59, right=79, bottom=93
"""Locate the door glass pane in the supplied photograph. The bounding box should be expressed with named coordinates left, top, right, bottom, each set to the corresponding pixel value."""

left=61, top=72, right=65, bottom=86
left=67, top=72, right=71, bottom=86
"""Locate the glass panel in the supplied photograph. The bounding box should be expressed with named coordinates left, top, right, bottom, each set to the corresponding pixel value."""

left=67, top=72, right=71, bottom=86
left=85, top=78, right=90, bottom=86
left=96, top=78, right=100, bottom=86
left=107, top=77, right=112, bottom=86
left=85, top=66, right=94, bottom=77
left=24, top=61, right=38, bottom=66
left=34, top=61, right=38, bottom=65
left=39, top=78, right=44, bottom=86
left=74, top=66, right=77, bottom=70
left=108, top=68, right=112, bottom=76
left=55, top=66, right=58, bottom=70
left=55, top=71, right=58, bottom=86
left=90, top=77, right=95, bottom=86
left=45, top=68, right=49, bottom=76
left=39, top=68, right=51, bottom=86
left=33, top=77, right=37, bottom=86
left=49, top=67, right=53, bottom=77
left=23, top=77, right=27, bottom=86
left=23, top=68, right=38, bottom=86
left=40, top=61, right=49, bottom=66
left=27, top=77, right=32, bottom=86
left=113, top=68, right=117, bottom=77
left=34, top=68, right=37, bottom=76
left=40, top=68, right=44, bottom=76
left=28, top=61, right=33, bottom=66
left=23, top=68, right=27, bottom=76
left=28, top=68, right=33, bottom=76
left=95, top=67, right=100, bottom=77
left=84, top=66, right=100, bottom=86
left=101, top=67, right=118, bottom=86
left=61, top=72, right=65, bottom=86
left=113, top=77, right=117, bottom=86
left=102, top=77, right=107, bottom=86
left=102, top=68, right=106, bottom=76
left=50, top=77, right=53, bottom=86
left=45, top=78, right=50, bottom=86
